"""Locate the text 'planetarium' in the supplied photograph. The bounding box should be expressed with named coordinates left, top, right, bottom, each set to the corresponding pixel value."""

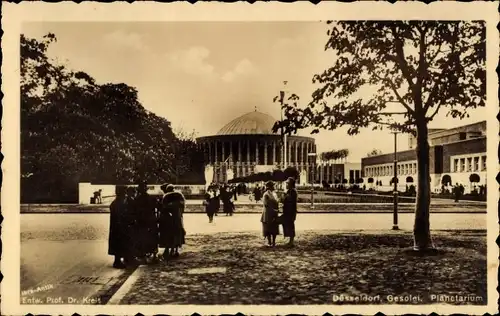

left=196, top=109, right=316, bottom=183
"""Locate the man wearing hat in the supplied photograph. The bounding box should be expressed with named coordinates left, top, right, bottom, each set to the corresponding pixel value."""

left=108, top=185, right=129, bottom=268
left=282, top=177, right=298, bottom=247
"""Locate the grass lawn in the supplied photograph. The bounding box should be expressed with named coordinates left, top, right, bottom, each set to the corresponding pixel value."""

left=119, top=230, right=487, bottom=305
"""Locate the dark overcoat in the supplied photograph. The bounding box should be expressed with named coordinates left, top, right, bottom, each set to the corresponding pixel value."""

left=204, top=192, right=217, bottom=217
left=221, top=189, right=233, bottom=214
left=133, top=192, right=158, bottom=255
left=254, top=187, right=262, bottom=202
left=159, top=191, right=186, bottom=248
left=108, top=197, right=131, bottom=257
left=282, top=188, right=298, bottom=238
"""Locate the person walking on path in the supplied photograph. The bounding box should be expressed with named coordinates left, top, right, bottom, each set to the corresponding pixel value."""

left=222, top=185, right=234, bottom=216
left=160, top=184, right=186, bottom=259
left=261, top=181, right=280, bottom=247
left=454, top=183, right=464, bottom=202
left=204, top=186, right=217, bottom=223
left=232, top=185, right=238, bottom=201
left=254, top=184, right=262, bottom=203
left=108, top=186, right=129, bottom=269
left=214, top=184, right=221, bottom=216
left=133, top=181, right=159, bottom=264
left=281, top=177, right=298, bottom=247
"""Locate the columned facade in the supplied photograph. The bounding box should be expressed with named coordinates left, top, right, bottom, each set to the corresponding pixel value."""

left=197, top=135, right=315, bottom=184
left=196, top=110, right=316, bottom=184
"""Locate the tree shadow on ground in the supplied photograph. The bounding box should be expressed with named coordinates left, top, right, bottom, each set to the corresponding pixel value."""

left=121, top=231, right=487, bottom=305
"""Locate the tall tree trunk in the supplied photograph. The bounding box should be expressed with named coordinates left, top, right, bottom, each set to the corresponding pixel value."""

left=413, top=119, right=434, bottom=250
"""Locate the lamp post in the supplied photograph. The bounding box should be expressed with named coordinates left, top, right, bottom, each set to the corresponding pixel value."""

left=279, top=81, right=288, bottom=170
left=319, top=159, right=323, bottom=187
left=308, top=152, right=317, bottom=208
left=391, top=131, right=399, bottom=230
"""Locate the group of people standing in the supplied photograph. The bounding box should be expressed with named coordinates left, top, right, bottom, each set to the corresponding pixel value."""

left=108, top=178, right=299, bottom=268
left=108, top=182, right=186, bottom=269
left=261, top=177, right=298, bottom=247
left=205, top=178, right=299, bottom=247
left=204, top=184, right=236, bottom=222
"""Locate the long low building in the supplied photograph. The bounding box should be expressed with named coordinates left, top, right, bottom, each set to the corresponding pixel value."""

left=361, top=121, right=487, bottom=193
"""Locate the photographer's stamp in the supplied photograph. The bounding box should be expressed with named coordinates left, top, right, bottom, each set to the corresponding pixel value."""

left=1, top=1, right=498, bottom=315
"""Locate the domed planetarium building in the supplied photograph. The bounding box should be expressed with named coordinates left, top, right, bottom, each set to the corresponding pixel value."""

left=196, top=109, right=316, bottom=184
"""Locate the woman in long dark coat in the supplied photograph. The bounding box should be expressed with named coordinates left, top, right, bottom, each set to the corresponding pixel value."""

left=204, top=187, right=217, bottom=223
left=261, top=181, right=279, bottom=247
left=254, top=185, right=262, bottom=203
left=134, top=181, right=159, bottom=263
left=158, top=184, right=173, bottom=259
left=159, top=184, right=186, bottom=258
left=222, top=186, right=233, bottom=216
left=108, top=186, right=129, bottom=269
left=282, top=177, right=298, bottom=247
left=124, top=186, right=139, bottom=262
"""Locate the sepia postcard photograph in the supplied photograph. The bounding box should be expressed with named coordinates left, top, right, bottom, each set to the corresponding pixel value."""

left=1, top=1, right=499, bottom=315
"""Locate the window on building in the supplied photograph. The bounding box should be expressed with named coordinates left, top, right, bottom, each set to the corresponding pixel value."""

left=460, top=158, right=466, bottom=172
left=459, top=132, right=466, bottom=140
left=454, top=159, right=459, bottom=172
left=413, top=163, right=417, bottom=174
left=474, top=157, right=479, bottom=171
left=467, top=157, right=473, bottom=172
left=397, top=165, right=401, bottom=175
left=482, top=156, right=486, bottom=171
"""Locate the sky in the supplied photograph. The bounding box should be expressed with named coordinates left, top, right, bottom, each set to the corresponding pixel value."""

left=22, top=21, right=488, bottom=162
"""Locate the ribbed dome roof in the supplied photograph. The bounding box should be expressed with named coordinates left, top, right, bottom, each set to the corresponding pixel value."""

left=216, top=110, right=278, bottom=136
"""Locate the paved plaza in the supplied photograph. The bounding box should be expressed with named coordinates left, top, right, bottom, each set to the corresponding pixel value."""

left=20, top=211, right=487, bottom=305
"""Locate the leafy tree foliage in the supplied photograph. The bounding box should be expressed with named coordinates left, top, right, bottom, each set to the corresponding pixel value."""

left=320, top=148, right=350, bottom=162
left=367, top=149, right=383, bottom=157
left=273, top=21, right=485, bottom=251
left=21, top=34, right=204, bottom=202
